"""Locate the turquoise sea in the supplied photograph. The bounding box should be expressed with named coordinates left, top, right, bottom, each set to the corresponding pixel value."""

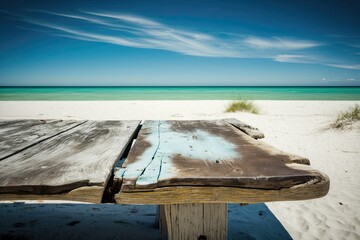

left=0, top=87, right=359, bottom=100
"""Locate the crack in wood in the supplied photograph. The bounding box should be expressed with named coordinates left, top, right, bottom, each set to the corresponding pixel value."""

left=102, top=122, right=144, bottom=202
left=156, top=153, right=165, bottom=183
left=135, top=121, right=162, bottom=188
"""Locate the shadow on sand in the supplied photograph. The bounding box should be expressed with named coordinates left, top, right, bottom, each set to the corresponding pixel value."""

left=228, top=203, right=292, bottom=240
left=0, top=202, right=291, bottom=240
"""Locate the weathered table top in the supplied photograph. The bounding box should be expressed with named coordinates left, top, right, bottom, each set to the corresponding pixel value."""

left=115, top=120, right=329, bottom=204
left=0, top=119, right=329, bottom=204
left=0, top=119, right=140, bottom=203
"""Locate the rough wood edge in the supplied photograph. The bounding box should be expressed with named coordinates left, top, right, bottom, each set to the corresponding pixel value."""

left=115, top=173, right=329, bottom=205
left=0, top=186, right=103, bottom=203
left=222, top=118, right=310, bottom=165
left=223, top=118, right=265, bottom=139
left=254, top=139, right=311, bottom=165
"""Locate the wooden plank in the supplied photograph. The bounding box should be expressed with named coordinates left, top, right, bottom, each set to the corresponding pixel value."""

left=119, top=121, right=162, bottom=190
left=116, top=169, right=329, bottom=204
left=160, top=203, right=227, bottom=240
left=0, top=119, right=85, bottom=160
left=0, top=120, right=140, bottom=203
left=224, top=118, right=265, bottom=139
left=118, top=120, right=327, bottom=194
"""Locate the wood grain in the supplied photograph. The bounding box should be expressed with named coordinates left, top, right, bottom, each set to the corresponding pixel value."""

left=0, top=120, right=140, bottom=203
left=117, top=120, right=327, bottom=194
left=161, top=203, right=227, bottom=240
left=116, top=170, right=329, bottom=204
left=0, top=119, right=85, bottom=160
left=0, top=186, right=103, bottom=203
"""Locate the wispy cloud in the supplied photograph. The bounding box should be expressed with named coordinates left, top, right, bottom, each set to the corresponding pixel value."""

left=325, top=64, right=360, bottom=70
left=244, top=37, right=321, bottom=50
left=274, top=55, right=360, bottom=70
left=321, top=77, right=360, bottom=82
left=273, top=54, right=314, bottom=63
left=350, top=43, right=360, bottom=48
left=1, top=10, right=359, bottom=70
left=2, top=10, right=245, bottom=57
left=84, top=11, right=160, bottom=27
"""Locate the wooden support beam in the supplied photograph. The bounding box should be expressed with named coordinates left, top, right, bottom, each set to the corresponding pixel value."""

left=160, top=203, right=227, bottom=240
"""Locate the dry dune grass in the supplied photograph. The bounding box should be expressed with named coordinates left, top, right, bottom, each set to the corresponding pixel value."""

left=225, top=100, right=259, bottom=114
left=330, top=104, right=360, bottom=129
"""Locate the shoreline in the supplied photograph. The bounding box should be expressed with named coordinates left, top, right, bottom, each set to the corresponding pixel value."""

left=1, top=86, right=360, bottom=101
left=0, top=100, right=359, bottom=239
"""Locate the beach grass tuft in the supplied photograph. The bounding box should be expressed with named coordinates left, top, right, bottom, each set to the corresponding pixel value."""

left=225, top=100, right=259, bottom=114
left=330, top=104, right=360, bottom=129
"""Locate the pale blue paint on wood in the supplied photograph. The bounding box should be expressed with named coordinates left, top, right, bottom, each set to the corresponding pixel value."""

left=157, top=121, right=241, bottom=182
left=114, top=167, right=126, bottom=180
left=121, top=121, right=162, bottom=189
left=133, top=121, right=241, bottom=188
left=135, top=152, right=164, bottom=188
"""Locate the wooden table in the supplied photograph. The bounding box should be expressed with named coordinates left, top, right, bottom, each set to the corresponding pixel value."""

left=0, top=119, right=329, bottom=240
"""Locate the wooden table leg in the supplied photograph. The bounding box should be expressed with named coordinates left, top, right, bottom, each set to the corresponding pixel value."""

left=159, top=203, right=227, bottom=240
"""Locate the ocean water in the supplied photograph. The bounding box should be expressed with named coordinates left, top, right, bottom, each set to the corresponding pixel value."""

left=0, top=87, right=359, bottom=100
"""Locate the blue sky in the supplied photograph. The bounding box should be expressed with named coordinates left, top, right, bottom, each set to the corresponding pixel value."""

left=0, top=0, right=359, bottom=86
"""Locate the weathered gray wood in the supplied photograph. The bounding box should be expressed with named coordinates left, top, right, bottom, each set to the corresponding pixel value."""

left=0, top=119, right=85, bottom=160
left=160, top=203, right=227, bottom=240
left=0, top=120, right=140, bottom=203
left=117, top=120, right=327, bottom=194
left=224, top=118, right=265, bottom=139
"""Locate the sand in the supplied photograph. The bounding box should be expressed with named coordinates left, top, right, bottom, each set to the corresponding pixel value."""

left=0, top=100, right=359, bottom=239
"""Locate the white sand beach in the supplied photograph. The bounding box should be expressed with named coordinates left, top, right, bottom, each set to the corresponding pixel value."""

left=0, top=100, right=359, bottom=239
